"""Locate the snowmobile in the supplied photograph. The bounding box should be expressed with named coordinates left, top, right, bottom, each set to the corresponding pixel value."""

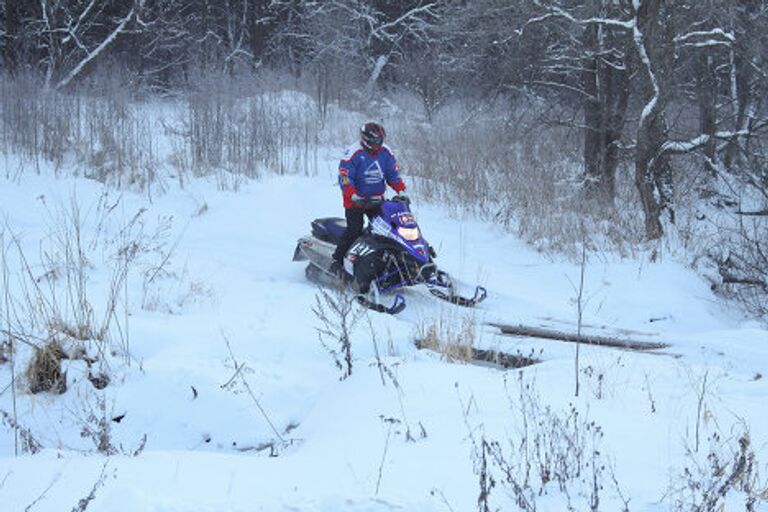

left=292, top=195, right=487, bottom=314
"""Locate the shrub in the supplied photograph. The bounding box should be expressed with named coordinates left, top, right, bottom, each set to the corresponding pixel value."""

left=471, top=373, right=617, bottom=511
left=416, top=315, right=475, bottom=364
left=26, top=341, right=68, bottom=394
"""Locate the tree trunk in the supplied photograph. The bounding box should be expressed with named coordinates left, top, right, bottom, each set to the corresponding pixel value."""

left=603, top=55, right=629, bottom=199
left=248, top=0, right=273, bottom=62
left=364, top=54, right=389, bottom=94
left=633, top=0, right=670, bottom=240
left=634, top=136, right=664, bottom=240
left=582, top=21, right=630, bottom=206
left=725, top=1, right=756, bottom=169
left=697, top=53, right=717, bottom=165
left=582, top=23, right=607, bottom=202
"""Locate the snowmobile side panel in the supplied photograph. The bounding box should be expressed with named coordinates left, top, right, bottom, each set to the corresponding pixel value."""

left=295, top=236, right=337, bottom=272
left=292, top=243, right=308, bottom=261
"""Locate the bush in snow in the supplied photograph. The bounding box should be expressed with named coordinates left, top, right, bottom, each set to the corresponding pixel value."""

left=313, top=285, right=363, bottom=380
left=670, top=429, right=768, bottom=512
left=0, top=339, right=9, bottom=364
left=415, top=314, right=475, bottom=364
left=0, top=72, right=158, bottom=188
left=0, top=410, right=42, bottom=455
left=471, top=373, right=619, bottom=512
left=26, top=341, right=69, bottom=394
left=706, top=216, right=768, bottom=321
left=75, top=391, right=145, bottom=456
left=2, top=193, right=173, bottom=396
left=391, top=103, right=645, bottom=258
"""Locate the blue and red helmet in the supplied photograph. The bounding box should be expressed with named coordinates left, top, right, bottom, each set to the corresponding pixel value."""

left=361, top=122, right=385, bottom=152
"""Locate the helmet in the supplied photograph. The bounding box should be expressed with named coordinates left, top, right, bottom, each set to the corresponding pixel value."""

left=361, top=122, right=385, bottom=152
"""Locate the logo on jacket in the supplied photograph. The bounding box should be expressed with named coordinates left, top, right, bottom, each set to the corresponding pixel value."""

left=364, top=161, right=384, bottom=184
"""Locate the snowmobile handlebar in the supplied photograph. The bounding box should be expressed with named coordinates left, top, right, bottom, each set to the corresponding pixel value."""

left=354, top=196, right=384, bottom=209
left=354, top=195, right=410, bottom=209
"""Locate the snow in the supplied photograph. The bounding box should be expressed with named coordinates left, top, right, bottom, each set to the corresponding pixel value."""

left=0, top=153, right=767, bottom=511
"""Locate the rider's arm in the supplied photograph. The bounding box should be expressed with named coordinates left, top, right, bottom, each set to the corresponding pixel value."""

left=383, top=149, right=406, bottom=193
left=339, top=150, right=361, bottom=208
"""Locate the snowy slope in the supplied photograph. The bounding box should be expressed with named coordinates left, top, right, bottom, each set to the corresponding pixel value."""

left=0, top=163, right=766, bottom=511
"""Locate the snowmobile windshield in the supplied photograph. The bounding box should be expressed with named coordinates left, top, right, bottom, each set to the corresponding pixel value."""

left=397, top=226, right=420, bottom=241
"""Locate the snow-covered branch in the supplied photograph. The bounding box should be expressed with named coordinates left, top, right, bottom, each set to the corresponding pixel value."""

left=56, top=1, right=145, bottom=90
left=660, top=133, right=713, bottom=154
left=531, top=80, right=598, bottom=100
left=632, top=15, right=658, bottom=129
left=376, top=3, right=438, bottom=37
left=660, top=120, right=768, bottom=155
left=674, top=28, right=735, bottom=44
left=61, top=0, right=98, bottom=45
left=530, top=0, right=635, bottom=30
left=678, top=40, right=733, bottom=49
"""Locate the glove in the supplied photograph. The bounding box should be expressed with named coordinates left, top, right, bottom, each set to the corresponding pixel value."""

left=351, top=193, right=363, bottom=204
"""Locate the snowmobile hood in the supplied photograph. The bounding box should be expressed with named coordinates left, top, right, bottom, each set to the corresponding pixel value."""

left=369, top=200, right=429, bottom=263
left=381, top=201, right=418, bottom=228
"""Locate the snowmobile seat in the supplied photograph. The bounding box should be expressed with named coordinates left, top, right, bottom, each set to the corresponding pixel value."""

left=311, top=217, right=347, bottom=245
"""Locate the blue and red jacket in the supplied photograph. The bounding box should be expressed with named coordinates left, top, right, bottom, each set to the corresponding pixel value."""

left=338, top=143, right=406, bottom=208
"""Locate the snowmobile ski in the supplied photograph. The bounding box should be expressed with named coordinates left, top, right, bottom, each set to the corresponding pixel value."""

left=356, top=293, right=406, bottom=315
left=428, top=285, right=487, bottom=307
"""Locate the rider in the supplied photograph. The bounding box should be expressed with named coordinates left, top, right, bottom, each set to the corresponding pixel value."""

left=330, top=122, right=406, bottom=276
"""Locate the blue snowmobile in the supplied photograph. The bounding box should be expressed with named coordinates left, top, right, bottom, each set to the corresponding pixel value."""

left=292, top=195, right=487, bottom=314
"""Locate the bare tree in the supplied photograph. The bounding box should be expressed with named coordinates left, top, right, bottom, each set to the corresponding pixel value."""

left=581, top=7, right=631, bottom=205
left=268, top=1, right=439, bottom=99
left=513, top=0, right=768, bottom=241
left=24, top=0, right=144, bottom=89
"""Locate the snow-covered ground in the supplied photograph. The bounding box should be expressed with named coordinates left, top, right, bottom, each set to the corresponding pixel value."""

left=0, top=157, right=766, bottom=511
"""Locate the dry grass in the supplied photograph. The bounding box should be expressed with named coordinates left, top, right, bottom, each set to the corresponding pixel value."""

left=389, top=102, right=645, bottom=259
left=0, top=340, right=9, bottom=364
left=0, top=70, right=332, bottom=189
left=416, top=315, right=476, bottom=364
left=26, top=341, right=68, bottom=394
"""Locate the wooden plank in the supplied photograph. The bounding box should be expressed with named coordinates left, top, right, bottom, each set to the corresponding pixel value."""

left=489, top=322, right=670, bottom=351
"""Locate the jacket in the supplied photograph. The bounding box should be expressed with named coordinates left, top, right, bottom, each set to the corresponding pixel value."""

left=338, top=143, right=406, bottom=208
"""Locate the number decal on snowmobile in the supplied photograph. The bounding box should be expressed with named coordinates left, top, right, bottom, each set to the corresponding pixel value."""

left=398, top=213, right=415, bottom=225
left=349, top=240, right=374, bottom=257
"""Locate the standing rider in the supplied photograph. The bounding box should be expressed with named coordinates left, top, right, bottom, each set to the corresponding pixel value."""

left=330, top=122, right=406, bottom=276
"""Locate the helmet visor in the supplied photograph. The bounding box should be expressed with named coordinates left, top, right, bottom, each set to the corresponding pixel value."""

left=368, top=134, right=383, bottom=147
